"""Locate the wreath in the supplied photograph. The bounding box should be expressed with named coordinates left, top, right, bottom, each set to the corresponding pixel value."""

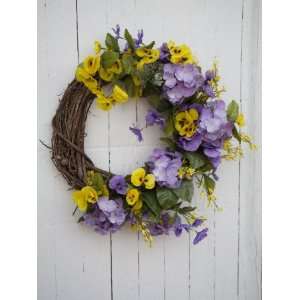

left=50, top=25, right=255, bottom=246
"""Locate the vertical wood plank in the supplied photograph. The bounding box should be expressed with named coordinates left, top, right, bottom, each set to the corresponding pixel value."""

left=239, top=0, right=262, bottom=299
left=212, top=0, right=243, bottom=297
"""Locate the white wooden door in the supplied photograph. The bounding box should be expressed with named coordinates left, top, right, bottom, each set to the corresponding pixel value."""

left=38, top=1, right=261, bottom=299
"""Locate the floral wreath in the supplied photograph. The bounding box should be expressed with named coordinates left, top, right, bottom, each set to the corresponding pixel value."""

left=49, top=25, right=255, bottom=246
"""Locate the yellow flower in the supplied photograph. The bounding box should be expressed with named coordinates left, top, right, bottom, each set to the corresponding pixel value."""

left=168, top=41, right=194, bottom=64
left=144, top=174, right=155, bottom=189
left=175, top=108, right=199, bottom=138
left=96, top=94, right=113, bottom=111
left=236, top=113, right=245, bottom=127
left=132, top=199, right=143, bottom=212
left=99, top=67, right=114, bottom=81
left=108, top=60, right=122, bottom=74
left=131, top=168, right=156, bottom=189
left=83, top=55, right=100, bottom=75
left=99, top=60, right=122, bottom=82
left=112, top=85, right=128, bottom=103
left=126, top=188, right=140, bottom=206
left=75, top=66, right=100, bottom=95
left=131, top=168, right=146, bottom=187
left=94, top=40, right=101, bottom=54
left=75, top=66, right=91, bottom=82
left=136, top=48, right=160, bottom=69
left=72, top=186, right=98, bottom=212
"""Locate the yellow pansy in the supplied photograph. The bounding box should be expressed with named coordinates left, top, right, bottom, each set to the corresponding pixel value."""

left=109, top=60, right=122, bottom=74
left=236, top=113, right=245, bottom=127
left=99, top=67, right=114, bottom=81
left=132, top=199, right=143, bottom=212
left=131, top=168, right=156, bottom=189
left=168, top=41, right=194, bottom=64
left=136, top=47, right=160, bottom=70
left=72, top=186, right=98, bottom=212
left=99, top=60, right=122, bottom=82
left=126, top=188, right=140, bottom=206
left=83, top=55, right=100, bottom=75
left=75, top=66, right=101, bottom=95
left=96, top=94, right=113, bottom=111
left=175, top=108, right=199, bottom=138
left=131, top=168, right=146, bottom=187
left=94, top=40, right=101, bottom=54
left=112, top=85, right=128, bottom=103
left=144, top=174, right=155, bottom=189
left=75, top=66, right=91, bottom=82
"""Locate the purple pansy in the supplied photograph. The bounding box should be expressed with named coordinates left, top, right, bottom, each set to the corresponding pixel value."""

left=129, top=125, right=143, bottom=142
left=109, top=175, right=128, bottom=195
left=145, top=109, right=165, bottom=128
left=82, top=197, right=127, bottom=235
left=147, top=148, right=182, bottom=188
left=163, top=64, right=203, bottom=104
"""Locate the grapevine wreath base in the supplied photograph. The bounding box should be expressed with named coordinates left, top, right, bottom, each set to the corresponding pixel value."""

left=49, top=26, right=255, bottom=246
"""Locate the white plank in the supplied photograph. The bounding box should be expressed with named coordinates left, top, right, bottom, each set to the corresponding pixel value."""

left=38, top=1, right=79, bottom=299
left=239, top=0, right=262, bottom=299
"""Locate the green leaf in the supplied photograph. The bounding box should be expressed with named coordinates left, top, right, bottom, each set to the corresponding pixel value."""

left=156, top=187, right=179, bottom=209
left=124, top=76, right=135, bottom=97
left=160, top=137, right=177, bottom=150
left=173, top=180, right=194, bottom=202
left=232, top=126, right=241, bottom=143
left=124, top=29, right=135, bottom=50
left=164, top=114, right=175, bottom=137
left=105, top=33, right=120, bottom=52
left=144, top=41, right=155, bottom=49
left=122, top=55, right=135, bottom=74
left=101, top=51, right=119, bottom=69
left=142, top=191, right=161, bottom=217
left=178, top=206, right=196, bottom=214
left=91, top=172, right=104, bottom=192
left=184, top=152, right=206, bottom=169
left=227, top=100, right=239, bottom=122
left=147, top=95, right=171, bottom=112
left=203, top=175, right=215, bottom=193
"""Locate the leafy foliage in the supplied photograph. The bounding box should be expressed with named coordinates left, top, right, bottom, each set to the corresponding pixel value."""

left=227, top=100, right=239, bottom=122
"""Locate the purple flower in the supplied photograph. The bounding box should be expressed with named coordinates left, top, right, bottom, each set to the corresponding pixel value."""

left=145, top=109, right=165, bottom=128
left=147, top=148, right=182, bottom=188
left=198, top=100, right=233, bottom=168
left=159, top=43, right=170, bottom=62
left=97, top=197, right=127, bottom=226
left=109, top=175, right=128, bottom=195
left=178, top=133, right=202, bottom=152
left=163, top=64, right=203, bottom=104
left=112, top=24, right=121, bottom=40
left=135, top=29, right=144, bottom=47
left=201, top=70, right=216, bottom=98
left=193, top=228, right=208, bottom=245
left=82, top=198, right=127, bottom=235
left=129, top=125, right=143, bottom=142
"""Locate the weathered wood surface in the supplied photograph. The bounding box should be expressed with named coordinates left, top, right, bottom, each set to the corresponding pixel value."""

left=37, top=0, right=261, bottom=299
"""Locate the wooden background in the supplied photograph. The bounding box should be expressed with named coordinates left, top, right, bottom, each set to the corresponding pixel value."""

left=37, top=0, right=261, bottom=299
